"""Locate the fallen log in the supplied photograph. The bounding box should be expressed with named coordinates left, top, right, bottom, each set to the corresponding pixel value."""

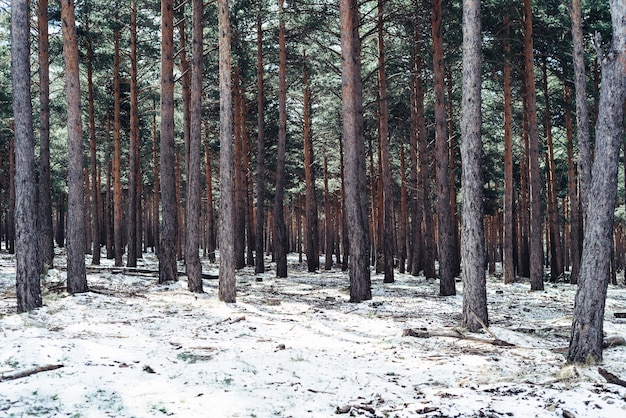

left=402, top=328, right=515, bottom=347
left=598, top=367, right=626, bottom=388
left=1, top=364, right=64, bottom=382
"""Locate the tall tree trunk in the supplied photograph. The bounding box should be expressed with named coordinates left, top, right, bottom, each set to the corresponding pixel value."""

left=159, top=0, right=178, bottom=283
left=568, top=0, right=625, bottom=363
left=128, top=0, right=140, bottom=267
left=502, top=12, right=515, bottom=284
left=12, top=0, right=43, bottom=312
left=37, top=0, right=54, bottom=270
left=218, top=0, right=236, bottom=302
left=61, top=0, right=88, bottom=294
left=564, top=85, right=581, bottom=284
left=274, top=0, right=288, bottom=278
left=432, top=0, right=455, bottom=295
left=85, top=12, right=100, bottom=265
left=571, top=0, right=592, bottom=222
left=204, top=138, right=216, bottom=262
left=523, top=0, right=544, bottom=291
left=254, top=7, right=266, bottom=274
left=324, top=156, right=333, bottom=270
left=377, top=0, right=395, bottom=283
left=340, top=0, right=372, bottom=302
left=186, top=0, right=203, bottom=292
left=233, top=68, right=246, bottom=269
left=447, top=67, right=461, bottom=279
left=543, top=59, right=563, bottom=282
left=303, top=56, right=319, bottom=272
left=177, top=4, right=191, bottom=263
left=152, top=111, right=160, bottom=255
left=112, top=20, right=124, bottom=267
left=399, top=142, right=409, bottom=274
left=409, top=7, right=423, bottom=276
left=460, top=0, right=487, bottom=332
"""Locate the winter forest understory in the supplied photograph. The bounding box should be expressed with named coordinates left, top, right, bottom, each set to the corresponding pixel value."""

left=1, top=0, right=626, bottom=414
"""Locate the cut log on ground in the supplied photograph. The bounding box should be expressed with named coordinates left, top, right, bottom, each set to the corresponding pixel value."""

left=0, top=364, right=64, bottom=382
left=402, top=328, right=515, bottom=347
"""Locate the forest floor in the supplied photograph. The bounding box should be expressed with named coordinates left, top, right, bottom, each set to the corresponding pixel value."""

left=1, top=250, right=626, bottom=417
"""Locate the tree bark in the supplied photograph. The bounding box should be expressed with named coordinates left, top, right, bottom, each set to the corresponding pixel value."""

left=204, top=139, right=216, bottom=262
left=568, top=0, right=625, bottom=364
left=37, top=0, right=54, bottom=270
left=254, top=7, right=266, bottom=274
left=218, top=0, right=236, bottom=302
left=12, top=0, right=43, bottom=312
left=186, top=0, right=203, bottom=293
left=377, top=0, right=394, bottom=284
left=274, top=0, right=288, bottom=278
left=159, top=0, right=178, bottom=283
left=432, top=0, right=455, bottom=295
left=570, top=0, right=592, bottom=222
left=502, top=12, right=515, bottom=284
left=542, top=59, right=563, bottom=282
left=61, top=0, right=88, bottom=294
left=339, top=0, right=372, bottom=302
left=523, top=0, right=544, bottom=291
left=564, top=85, right=581, bottom=284
left=128, top=0, right=140, bottom=268
left=324, top=156, right=333, bottom=270
left=85, top=10, right=100, bottom=266
left=112, top=18, right=124, bottom=267
left=303, top=56, right=319, bottom=272
left=460, top=0, right=487, bottom=332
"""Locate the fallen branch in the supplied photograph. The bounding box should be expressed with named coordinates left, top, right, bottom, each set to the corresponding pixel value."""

left=403, top=328, right=515, bottom=347
left=598, top=367, right=626, bottom=388
left=1, top=364, right=64, bottom=382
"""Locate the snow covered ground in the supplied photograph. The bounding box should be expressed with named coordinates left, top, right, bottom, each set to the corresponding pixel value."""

left=1, top=250, right=626, bottom=417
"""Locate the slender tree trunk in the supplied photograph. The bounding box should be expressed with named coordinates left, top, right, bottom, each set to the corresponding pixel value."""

left=340, top=136, right=349, bottom=271
left=128, top=0, right=140, bottom=267
left=340, top=0, right=372, bottom=302
left=8, top=139, right=15, bottom=254
left=565, top=85, right=581, bottom=284
left=377, top=0, right=395, bottom=283
left=303, top=56, right=319, bottom=272
left=568, top=0, right=625, bottom=363
left=218, top=0, right=236, bottom=302
left=523, top=0, right=544, bottom=291
left=233, top=68, right=246, bottom=269
left=186, top=0, right=203, bottom=292
left=571, top=0, right=591, bottom=222
left=112, top=20, right=124, bottom=267
left=85, top=14, right=100, bottom=265
left=37, top=0, right=54, bottom=270
left=502, top=12, right=514, bottom=284
left=61, top=0, right=88, bottom=294
left=460, top=0, right=487, bottom=332
left=254, top=7, right=266, bottom=274
left=273, top=0, right=288, bottom=278
left=84, top=166, right=91, bottom=253
left=432, top=0, right=455, bottom=295
left=542, top=60, right=563, bottom=282
left=159, top=0, right=178, bottom=283
left=399, top=142, right=409, bottom=274
left=205, top=139, right=216, bottom=262
left=152, top=111, right=160, bottom=255
left=12, top=0, right=43, bottom=312
left=324, top=156, right=333, bottom=270
left=410, top=8, right=423, bottom=276
left=447, top=67, right=461, bottom=279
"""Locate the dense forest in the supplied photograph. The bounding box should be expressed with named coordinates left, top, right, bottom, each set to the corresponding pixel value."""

left=0, top=0, right=624, bottom=365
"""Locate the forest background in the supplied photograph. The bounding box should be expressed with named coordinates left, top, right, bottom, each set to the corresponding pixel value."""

left=0, top=0, right=624, bottom=366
